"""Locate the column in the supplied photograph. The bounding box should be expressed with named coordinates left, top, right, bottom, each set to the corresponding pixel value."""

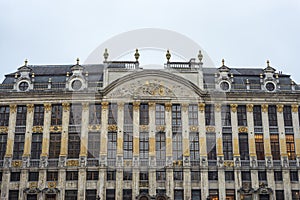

left=291, top=105, right=300, bottom=163
left=59, top=102, right=70, bottom=160
left=148, top=102, right=156, bottom=197
left=132, top=101, right=140, bottom=198
left=58, top=169, right=66, bottom=200
left=165, top=102, right=173, bottom=199
left=38, top=170, right=47, bottom=200
left=116, top=102, right=124, bottom=200
left=19, top=169, right=28, bottom=200
left=23, top=104, right=34, bottom=164
left=78, top=169, right=87, bottom=200
left=79, top=103, right=89, bottom=158
left=198, top=103, right=208, bottom=200
left=40, top=103, right=52, bottom=166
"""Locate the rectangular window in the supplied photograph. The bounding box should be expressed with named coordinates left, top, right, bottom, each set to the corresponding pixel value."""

left=13, top=133, right=25, bottom=160
left=172, top=132, right=182, bottom=161
left=33, top=105, right=44, bottom=126
left=292, top=190, right=300, bottom=200
left=189, top=104, right=198, bottom=126
left=140, top=171, right=148, bottom=180
left=253, top=105, right=262, bottom=126
left=9, top=190, right=19, bottom=200
left=0, top=106, right=10, bottom=126
left=123, top=131, right=133, bottom=159
left=139, top=132, right=149, bottom=161
left=255, top=134, right=265, bottom=160
left=0, top=134, right=7, bottom=160
left=290, top=171, right=299, bottom=182
left=286, top=134, right=296, bottom=160
left=16, top=105, right=27, bottom=126
left=123, top=189, right=132, bottom=200
left=10, top=172, right=21, bottom=181
left=258, top=171, right=267, bottom=181
left=108, top=103, right=117, bottom=124
left=189, top=132, right=200, bottom=163
left=155, top=104, right=165, bottom=125
left=86, top=190, right=97, bottom=200
left=27, top=194, right=37, bottom=200
left=106, top=189, right=115, bottom=200
left=241, top=171, right=251, bottom=181
left=156, top=132, right=166, bottom=162
left=274, top=171, right=283, bottom=182
left=66, top=171, right=78, bottom=181
left=172, top=104, right=182, bottom=128
left=31, top=133, right=43, bottom=159
left=89, top=104, right=101, bottom=125
left=223, top=133, right=233, bottom=160
left=221, top=105, right=231, bottom=126
left=205, top=104, right=215, bottom=126
left=51, top=104, right=62, bottom=125
left=174, top=169, right=183, bottom=181
left=239, top=133, right=249, bottom=160
left=156, top=170, right=166, bottom=181
left=283, top=106, right=293, bottom=126
left=86, top=171, right=99, bottom=181
left=49, top=133, right=61, bottom=159
left=268, top=105, right=278, bottom=126
left=107, top=170, right=116, bottom=181
left=174, top=190, right=184, bottom=200
left=47, top=171, right=58, bottom=181
left=275, top=190, right=284, bottom=200
left=237, top=105, right=247, bottom=126
left=208, top=171, right=218, bottom=181
left=270, top=134, right=280, bottom=160
left=123, top=171, right=132, bottom=181
left=207, top=132, right=216, bottom=160
left=68, top=133, right=80, bottom=158
left=65, top=190, right=77, bottom=200
left=69, top=104, right=82, bottom=125
left=124, top=103, right=133, bottom=125
left=28, top=172, right=39, bottom=182
left=88, top=132, right=100, bottom=158
left=191, top=170, right=200, bottom=181
left=191, top=190, right=201, bottom=200
left=107, top=132, right=117, bottom=161
left=225, top=171, right=234, bottom=181
left=140, top=103, right=149, bottom=125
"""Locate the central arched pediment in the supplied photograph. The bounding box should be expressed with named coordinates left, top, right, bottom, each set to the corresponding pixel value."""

left=103, top=70, right=207, bottom=100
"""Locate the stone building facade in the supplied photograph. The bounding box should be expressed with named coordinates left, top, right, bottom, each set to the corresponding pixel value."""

left=0, top=50, right=300, bottom=200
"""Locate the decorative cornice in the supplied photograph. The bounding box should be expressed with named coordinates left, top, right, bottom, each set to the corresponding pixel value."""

left=32, top=126, right=43, bottom=133
left=246, top=104, right=253, bottom=112
left=88, top=125, right=101, bottom=132
left=50, top=126, right=62, bottom=133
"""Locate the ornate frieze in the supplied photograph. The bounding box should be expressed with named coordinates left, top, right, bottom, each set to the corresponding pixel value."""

left=12, top=160, right=22, bottom=168
left=67, top=160, right=79, bottom=167
left=32, top=126, right=43, bottom=133
left=88, top=124, right=101, bottom=132
left=50, top=126, right=62, bottom=133
left=108, top=124, right=118, bottom=131
left=0, top=126, right=8, bottom=133
left=206, top=126, right=215, bottom=133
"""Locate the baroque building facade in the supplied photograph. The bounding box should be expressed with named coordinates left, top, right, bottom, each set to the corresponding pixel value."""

left=0, top=50, right=300, bottom=200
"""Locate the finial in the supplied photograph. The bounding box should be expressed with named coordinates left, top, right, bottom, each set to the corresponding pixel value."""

left=260, top=73, right=263, bottom=79
left=246, top=79, right=249, bottom=84
left=48, top=78, right=52, bottom=83
left=24, top=59, right=28, bottom=66
left=76, top=58, right=80, bottom=65
left=85, top=71, right=89, bottom=77
left=66, top=72, right=70, bottom=77
left=134, top=49, right=140, bottom=61
left=222, top=59, right=225, bottom=66
left=291, top=80, right=295, bottom=85
left=31, top=73, right=35, bottom=78
left=166, top=50, right=171, bottom=62
left=230, top=73, right=234, bottom=78
left=103, top=48, right=109, bottom=61
left=267, top=60, right=270, bottom=67
left=15, top=73, right=18, bottom=78
left=198, top=50, right=203, bottom=62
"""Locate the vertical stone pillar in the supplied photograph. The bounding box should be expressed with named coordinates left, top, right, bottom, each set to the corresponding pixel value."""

left=59, top=102, right=70, bottom=166
left=198, top=103, right=208, bottom=200
left=38, top=170, right=47, bottom=200
left=78, top=168, right=87, bottom=200
left=165, top=102, right=173, bottom=199
left=79, top=103, right=89, bottom=158
left=277, top=105, right=288, bottom=158
left=0, top=169, right=10, bottom=200
left=132, top=101, right=140, bottom=198
left=291, top=105, right=300, bottom=162
left=19, top=169, right=28, bottom=200
left=23, top=104, right=34, bottom=159
left=58, top=169, right=66, bottom=200
left=40, top=103, right=52, bottom=165
left=116, top=102, right=124, bottom=200
left=148, top=102, right=156, bottom=196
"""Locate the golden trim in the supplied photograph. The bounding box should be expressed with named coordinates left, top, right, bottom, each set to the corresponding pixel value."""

left=173, top=160, right=182, bottom=166
left=108, top=124, right=118, bottom=131
left=50, top=126, right=62, bottom=133
left=32, top=126, right=43, bottom=133
left=0, top=126, right=8, bottom=133
left=101, top=102, right=109, bottom=111
left=238, top=126, right=248, bottom=133
left=27, top=104, right=34, bottom=113
left=277, top=104, right=284, bottom=113
left=261, top=104, right=268, bottom=113
left=292, top=104, right=299, bottom=113
left=165, top=102, right=172, bottom=112
left=190, top=126, right=198, bottom=132
left=206, top=126, right=215, bottom=133
left=198, top=103, right=205, bottom=112
left=62, top=102, right=70, bottom=112
left=47, top=181, right=57, bottom=189
left=181, top=103, right=188, bottom=112
left=124, top=160, right=132, bottom=167
left=29, top=182, right=38, bottom=189
left=67, top=160, right=79, bottom=167
left=88, top=124, right=101, bottom=131
left=10, top=104, right=17, bottom=114
left=82, top=103, right=89, bottom=111
left=230, top=104, right=238, bottom=113
left=156, top=125, right=166, bottom=132
left=12, top=160, right=22, bottom=167
left=133, top=101, right=140, bottom=111
left=246, top=104, right=253, bottom=112
left=224, top=161, right=234, bottom=167
left=140, top=125, right=149, bottom=132
left=44, top=103, right=52, bottom=112
left=215, top=104, right=221, bottom=112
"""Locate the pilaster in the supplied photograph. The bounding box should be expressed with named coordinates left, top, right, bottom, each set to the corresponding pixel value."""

left=291, top=104, right=300, bottom=164
left=230, top=104, right=239, bottom=157
left=19, top=169, right=28, bottom=200
left=78, top=168, right=87, bottom=200
left=115, top=169, right=123, bottom=200
left=215, top=104, right=222, bottom=156
left=0, top=169, right=10, bottom=199
left=23, top=104, right=34, bottom=159
left=166, top=168, right=174, bottom=199
left=133, top=101, right=140, bottom=156
left=79, top=103, right=89, bottom=165
left=277, top=105, right=287, bottom=157
left=282, top=169, right=292, bottom=200
left=98, top=168, right=106, bottom=199
left=148, top=102, right=156, bottom=197
left=165, top=102, right=172, bottom=163
left=261, top=104, right=272, bottom=158
left=5, top=104, right=17, bottom=159
left=59, top=102, right=70, bottom=165
left=40, top=103, right=52, bottom=165
left=100, top=102, right=108, bottom=165
left=116, top=102, right=124, bottom=156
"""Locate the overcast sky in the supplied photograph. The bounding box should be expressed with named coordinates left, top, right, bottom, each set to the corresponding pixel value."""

left=1, top=0, right=300, bottom=82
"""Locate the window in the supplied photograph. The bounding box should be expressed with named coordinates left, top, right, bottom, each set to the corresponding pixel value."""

left=31, top=133, right=42, bottom=159
left=239, top=133, right=249, bottom=160
left=223, top=133, right=233, bottom=160
left=191, top=170, right=200, bottom=181
left=10, top=172, right=21, bottom=181
left=33, top=105, right=44, bottom=126
left=86, top=190, right=97, bottom=200
left=89, top=104, right=101, bottom=124
left=189, top=104, right=198, bottom=126
left=68, top=133, right=80, bottom=158
left=139, top=132, right=149, bottom=161
left=241, top=171, right=251, bottom=182
left=208, top=171, right=218, bottom=181
left=225, top=171, right=234, bottom=181
left=140, top=103, right=149, bottom=125
left=69, top=104, right=82, bottom=125
left=237, top=105, right=247, bottom=126
left=13, top=134, right=24, bottom=160
left=27, top=194, right=37, bottom=200
left=292, top=190, right=300, bottom=200
left=107, top=170, right=116, bottom=181
left=123, top=131, right=133, bottom=159
left=156, top=170, right=166, bottom=181
left=108, top=103, right=117, bottom=124
left=174, top=190, right=184, bottom=200
left=286, top=134, right=296, bottom=160
left=107, top=132, right=117, bottom=162
left=275, top=190, right=284, bottom=200
left=172, top=132, right=182, bottom=161
left=28, top=172, right=39, bottom=182
left=253, top=105, right=262, bottom=126
left=47, top=171, right=58, bottom=181
left=0, top=172, right=2, bottom=181
left=207, top=132, right=216, bottom=160
left=49, top=133, right=61, bottom=159
left=258, top=171, right=267, bottom=181
left=123, top=189, right=132, bottom=200
left=156, top=132, right=166, bottom=162
left=283, top=106, right=293, bottom=126
left=255, top=134, right=265, bottom=160
left=0, top=106, right=10, bottom=126
left=66, top=171, right=78, bottom=181
left=88, top=132, right=100, bottom=158
left=274, top=171, right=283, bottom=182
left=123, top=171, right=132, bottom=181
left=268, top=105, right=278, bottom=126
left=16, top=105, right=27, bottom=126
left=124, top=103, right=133, bottom=125
left=51, top=104, right=62, bottom=125
left=270, top=134, right=280, bottom=160
left=205, top=104, right=215, bottom=126
left=9, top=190, right=19, bottom=200
left=65, top=190, right=77, bottom=200
left=106, top=189, right=115, bottom=200
left=140, top=172, right=148, bottom=181
left=189, top=132, right=200, bottom=163
left=174, top=169, right=183, bottom=181
left=0, top=134, right=7, bottom=160
left=221, top=105, right=231, bottom=126
left=86, top=171, right=99, bottom=181
left=155, top=104, right=165, bottom=125
left=191, top=190, right=201, bottom=200
left=290, top=171, right=299, bottom=182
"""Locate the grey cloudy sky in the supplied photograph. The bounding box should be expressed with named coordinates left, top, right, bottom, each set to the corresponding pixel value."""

left=0, top=0, right=300, bottom=81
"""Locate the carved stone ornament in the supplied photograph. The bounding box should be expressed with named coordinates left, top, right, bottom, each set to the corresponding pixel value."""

left=82, top=103, right=89, bottom=111
left=40, top=156, right=48, bottom=168
left=124, top=160, right=132, bottom=167
left=292, top=104, right=299, bottom=113
left=223, top=161, right=234, bottom=168
left=148, top=102, right=155, bottom=110
left=29, top=182, right=38, bottom=189
left=206, top=126, right=215, bottom=133
left=277, top=104, right=284, bottom=113
left=140, top=125, right=149, bottom=132
left=27, top=104, right=34, bottom=113
left=50, top=126, right=62, bottom=133
left=156, top=125, right=166, bottom=132
left=165, top=102, right=172, bottom=112
left=246, top=104, right=253, bottom=112
left=238, top=126, right=248, bottom=133
left=32, top=126, right=43, bottom=133
left=67, top=160, right=79, bottom=167
left=12, top=160, right=22, bottom=167
left=88, top=125, right=101, bottom=132
left=101, top=101, right=109, bottom=111
left=47, top=182, right=57, bottom=189
left=230, top=104, right=238, bottom=112
left=133, top=101, right=140, bottom=111
left=189, top=126, right=198, bottom=132
left=108, top=124, right=118, bottom=131
left=79, top=156, right=86, bottom=167
left=62, top=102, right=70, bottom=112
left=4, top=157, right=12, bottom=168
left=10, top=104, right=17, bottom=113
left=58, top=156, right=66, bottom=167
left=22, top=156, right=30, bottom=168
left=215, top=104, right=221, bottom=112
left=0, top=126, right=8, bottom=133
left=181, top=103, right=188, bottom=112
left=198, top=103, right=205, bottom=112
left=261, top=104, right=268, bottom=113
left=44, top=103, right=52, bottom=112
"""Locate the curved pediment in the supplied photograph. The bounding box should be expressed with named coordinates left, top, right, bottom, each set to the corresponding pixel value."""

left=103, top=70, right=207, bottom=100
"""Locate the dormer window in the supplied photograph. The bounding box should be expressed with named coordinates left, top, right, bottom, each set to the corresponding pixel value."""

left=265, top=82, right=276, bottom=92
left=71, top=80, right=83, bottom=91
left=18, top=81, right=29, bottom=91
left=220, top=81, right=230, bottom=91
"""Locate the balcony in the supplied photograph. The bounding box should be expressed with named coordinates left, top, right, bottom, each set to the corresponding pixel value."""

left=87, top=158, right=99, bottom=167
left=48, top=159, right=59, bottom=167
left=107, top=159, right=116, bottom=167
left=241, top=160, right=250, bottom=167
left=30, top=159, right=40, bottom=167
